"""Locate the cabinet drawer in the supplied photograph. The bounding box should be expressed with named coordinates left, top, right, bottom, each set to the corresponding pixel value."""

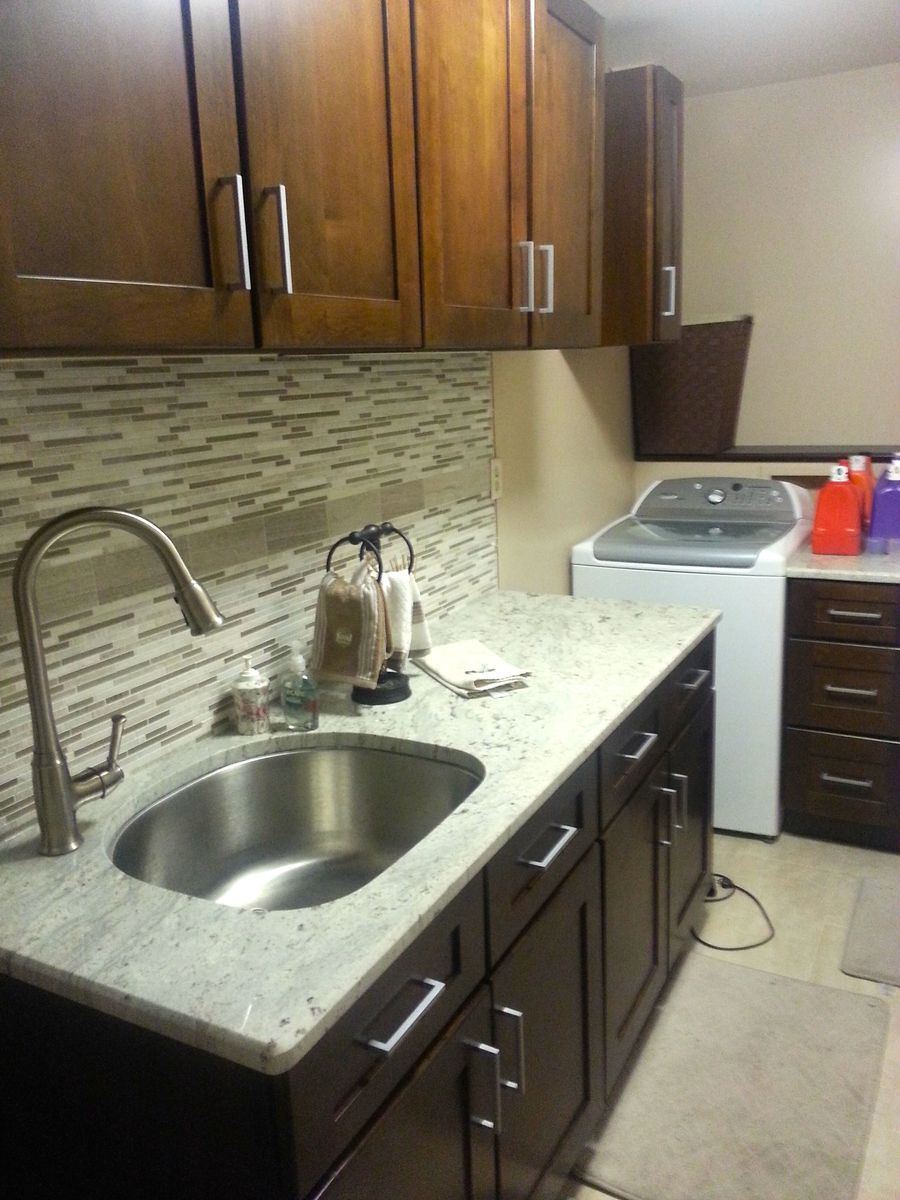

left=286, top=873, right=485, bottom=1198
left=782, top=727, right=900, bottom=839
left=784, top=640, right=900, bottom=738
left=485, top=755, right=598, bottom=968
left=787, top=579, right=900, bottom=645
left=662, top=633, right=715, bottom=742
left=599, top=683, right=667, bottom=829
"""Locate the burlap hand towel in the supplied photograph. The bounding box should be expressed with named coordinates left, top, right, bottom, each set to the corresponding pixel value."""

left=309, top=568, right=387, bottom=689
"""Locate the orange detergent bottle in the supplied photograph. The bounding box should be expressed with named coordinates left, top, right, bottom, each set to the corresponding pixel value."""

left=848, top=454, right=875, bottom=530
left=811, top=462, right=862, bottom=555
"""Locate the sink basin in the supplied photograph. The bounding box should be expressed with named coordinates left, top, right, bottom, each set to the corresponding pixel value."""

left=110, top=743, right=484, bottom=911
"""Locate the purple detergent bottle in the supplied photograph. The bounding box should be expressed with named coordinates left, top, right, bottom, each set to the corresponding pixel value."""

left=867, top=453, right=900, bottom=553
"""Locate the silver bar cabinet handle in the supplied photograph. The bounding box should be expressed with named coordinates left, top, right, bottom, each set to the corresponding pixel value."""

left=820, top=772, right=874, bottom=791
left=518, top=240, right=534, bottom=312
left=823, top=684, right=879, bottom=700
left=264, top=184, right=294, bottom=295
left=538, top=244, right=554, bottom=314
left=466, top=1040, right=503, bottom=1134
left=619, top=730, right=658, bottom=763
left=218, top=174, right=251, bottom=291
left=661, top=265, right=677, bottom=317
left=657, top=785, right=677, bottom=847
left=517, top=823, right=578, bottom=871
left=670, top=770, right=688, bottom=830
left=678, top=668, right=710, bottom=692
left=494, top=1006, right=526, bottom=1095
left=826, top=608, right=883, bottom=623
left=361, top=977, right=445, bottom=1055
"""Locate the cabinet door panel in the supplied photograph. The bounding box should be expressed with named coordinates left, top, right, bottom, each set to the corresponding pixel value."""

left=491, top=845, right=603, bottom=1200
left=602, top=766, right=667, bottom=1098
left=414, top=0, right=529, bottom=347
left=309, top=988, right=497, bottom=1200
left=531, top=0, right=604, bottom=347
left=237, top=0, right=421, bottom=348
left=652, top=66, right=683, bottom=342
left=668, top=696, right=714, bottom=968
left=0, top=0, right=253, bottom=349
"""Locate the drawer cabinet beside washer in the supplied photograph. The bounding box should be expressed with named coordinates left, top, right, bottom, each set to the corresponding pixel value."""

left=782, top=578, right=900, bottom=850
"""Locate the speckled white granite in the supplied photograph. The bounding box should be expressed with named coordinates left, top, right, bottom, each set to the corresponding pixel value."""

left=787, top=544, right=900, bottom=584
left=0, top=591, right=718, bottom=1075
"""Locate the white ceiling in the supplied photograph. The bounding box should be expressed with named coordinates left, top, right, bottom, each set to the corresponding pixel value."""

left=587, top=0, right=900, bottom=95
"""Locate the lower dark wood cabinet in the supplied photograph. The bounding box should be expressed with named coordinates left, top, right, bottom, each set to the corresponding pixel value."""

left=667, top=696, right=714, bottom=968
left=309, top=988, right=498, bottom=1200
left=491, top=845, right=604, bottom=1200
left=601, top=765, right=668, bottom=1099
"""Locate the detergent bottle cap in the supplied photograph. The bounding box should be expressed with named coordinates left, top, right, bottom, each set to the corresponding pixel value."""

left=830, top=463, right=850, bottom=483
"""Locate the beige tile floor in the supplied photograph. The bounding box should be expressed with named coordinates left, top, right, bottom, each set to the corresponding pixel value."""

left=570, top=831, right=900, bottom=1200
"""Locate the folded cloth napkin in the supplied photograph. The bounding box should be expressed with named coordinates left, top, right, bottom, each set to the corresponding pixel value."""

left=309, top=563, right=387, bottom=689
left=408, top=574, right=433, bottom=660
left=415, top=639, right=529, bottom=697
left=381, top=569, right=413, bottom=671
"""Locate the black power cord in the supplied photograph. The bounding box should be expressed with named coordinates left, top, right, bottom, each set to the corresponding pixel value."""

left=691, top=872, right=775, bottom=950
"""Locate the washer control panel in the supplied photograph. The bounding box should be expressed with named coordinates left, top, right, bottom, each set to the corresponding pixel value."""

left=637, top=477, right=809, bottom=522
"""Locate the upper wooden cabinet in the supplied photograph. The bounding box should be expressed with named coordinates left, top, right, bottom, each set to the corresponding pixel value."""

left=601, top=65, right=684, bottom=346
left=413, top=0, right=605, bottom=349
left=233, top=0, right=422, bottom=349
left=0, top=0, right=254, bottom=351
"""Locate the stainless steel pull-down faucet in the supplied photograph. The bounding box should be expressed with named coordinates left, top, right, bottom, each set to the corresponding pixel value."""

left=12, top=508, right=225, bottom=855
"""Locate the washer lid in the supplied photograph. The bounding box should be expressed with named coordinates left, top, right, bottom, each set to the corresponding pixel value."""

left=591, top=516, right=797, bottom=568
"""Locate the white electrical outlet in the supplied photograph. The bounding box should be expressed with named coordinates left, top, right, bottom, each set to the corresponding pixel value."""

left=490, top=458, right=502, bottom=500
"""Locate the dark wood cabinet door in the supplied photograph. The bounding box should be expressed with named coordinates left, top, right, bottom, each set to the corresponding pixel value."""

left=491, top=845, right=603, bottom=1200
left=601, top=765, right=668, bottom=1099
left=0, top=0, right=253, bottom=350
left=309, top=987, right=498, bottom=1200
left=652, top=65, right=683, bottom=343
left=667, top=696, right=714, bottom=969
left=530, top=0, right=605, bottom=348
left=235, top=0, right=421, bottom=349
left=600, top=65, right=683, bottom=346
left=413, top=0, right=529, bottom=348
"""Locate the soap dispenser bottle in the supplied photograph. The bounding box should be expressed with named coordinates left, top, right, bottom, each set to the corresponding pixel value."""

left=232, top=655, right=270, bottom=735
left=281, top=646, right=319, bottom=731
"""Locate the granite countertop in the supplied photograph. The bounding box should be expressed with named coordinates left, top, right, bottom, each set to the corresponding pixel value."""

left=0, top=591, right=718, bottom=1076
left=787, top=543, right=900, bottom=584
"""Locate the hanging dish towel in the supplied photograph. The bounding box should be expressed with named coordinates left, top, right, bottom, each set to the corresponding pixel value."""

left=408, top=574, right=433, bottom=660
left=381, top=569, right=413, bottom=671
left=415, top=639, right=529, bottom=697
left=309, top=563, right=387, bottom=689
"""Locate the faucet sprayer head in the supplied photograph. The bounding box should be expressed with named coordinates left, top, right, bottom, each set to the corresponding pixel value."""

left=173, top=579, right=226, bottom=635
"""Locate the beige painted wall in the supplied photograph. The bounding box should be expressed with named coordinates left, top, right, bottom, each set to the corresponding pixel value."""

left=492, top=348, right=634, bottom=594
left=683, top=63, right=900, bottom=447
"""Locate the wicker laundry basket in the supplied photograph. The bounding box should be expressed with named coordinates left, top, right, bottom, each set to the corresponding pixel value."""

left=630, top=316, right=753, bottom=456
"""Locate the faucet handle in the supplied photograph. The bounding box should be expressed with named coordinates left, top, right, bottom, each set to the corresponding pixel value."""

left=107, top=713, right=127, bottom=768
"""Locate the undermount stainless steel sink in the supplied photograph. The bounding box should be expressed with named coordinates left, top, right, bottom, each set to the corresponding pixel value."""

left=110, top=744, right=484, bottom=911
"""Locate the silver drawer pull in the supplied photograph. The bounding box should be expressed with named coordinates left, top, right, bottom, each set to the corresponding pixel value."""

left=494, top=1006, right=526, bottom=1095
left=823, top=684, right=879, bottom=700
left=466, top=1040, right=502, bottom=1133
left=619, top=730, right=658, bottom=762
left=826, top=608, right=883, bottom=623
left=670, top=771, right=688, bottom=829
left=517, top=823, right=578, bottom=871
left=218, top=173, right=251, bottom=291
left=820, top=772, right=874, bottom=791
left=678, top=668, right=710, bottom=692
left=362, top=976, right=445, bottom=1055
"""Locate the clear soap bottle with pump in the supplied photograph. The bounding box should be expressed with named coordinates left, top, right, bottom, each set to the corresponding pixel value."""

left=281, top=646, right=319, bottom=731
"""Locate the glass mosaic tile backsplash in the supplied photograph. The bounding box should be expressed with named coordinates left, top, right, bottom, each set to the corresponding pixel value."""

left=0, top=351, right=497, bottom=840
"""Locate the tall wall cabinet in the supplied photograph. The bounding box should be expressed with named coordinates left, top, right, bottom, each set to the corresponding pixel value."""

left=0, top=0, right=605, bottom=354
left=601, top=65, right=683, bottom=347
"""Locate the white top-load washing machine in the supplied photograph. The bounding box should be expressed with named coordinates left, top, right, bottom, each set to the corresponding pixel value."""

left=571, top=477, right=812, bottom=837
